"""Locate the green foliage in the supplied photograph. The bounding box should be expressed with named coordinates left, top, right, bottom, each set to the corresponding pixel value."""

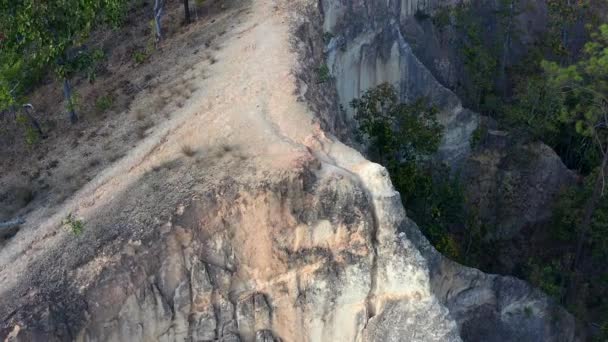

left=133, top=50, right=149, bottom=65
left=554, top=170, right=608, bottom=261
left=322, top=32, right=334, bottom=44
left=423, top=0, right=608, bottom=329
left=452, top=4, right=498, bottom=109
left=501, top=76, right=562, bottom=141
left=134, top=39, right=156, bottom=66
left=524, top=306, right=533, bottom=318
left=432, top=7, right=452, bottom=30
left=496, top=24, right=608, bottom=173
left=514, top=24, right=608, bottom=173
left=403, top=165, right=467, bottom=260
left=316, top=64, right=331, bottom=84
left=470, top=123, right=488, bottom=149
left=351, top=83, right=442, bottom=165
left=0, top=0, right=125, bottom=72
left=66, top=90, right=82, bottom=115
left=63, top=213, right=85, bottom=235
left=600, top=322, right=608, bottom=342
left=0, top=51, right=44, bottom=112
left=542, top=24, right=608, bottom=140
left=542, top=167, right=608, bottom=323
left=69, top=48, right=106, bottom=82
left=352, top=84, right=469, bottom=259
left=527, top=258, right=567, bottom=299
left=0, top=0, right=127, bottom=113
left=15, top=113, right=39, bottom=146
left=95, top=94, right=114, bottom=113
left=546, top=0, right=590, bottom=57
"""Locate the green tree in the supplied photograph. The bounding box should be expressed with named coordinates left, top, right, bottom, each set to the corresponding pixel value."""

left=0, top=0, right=125, bottom=123
left=352, top=84, right=467, bottom=259
left=351, top=83, right=442, bottom=168
left=546, top=0, right=591, bottom=59
left=496, top=0, right=521, bottom=96
left=0, top=49, right=45, bottom=141
left=542, top=24, right=608, bottom=298
left=502, top=76, right=562, bottom=142
left=183, top=0, right=191, bottom=24
left=453, top=3, right=498, bottom=110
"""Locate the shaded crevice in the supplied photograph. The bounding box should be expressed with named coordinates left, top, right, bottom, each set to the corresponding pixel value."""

left=364, top=211, right=380, bottom=324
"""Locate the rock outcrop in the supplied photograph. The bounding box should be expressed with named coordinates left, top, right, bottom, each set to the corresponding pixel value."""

left=463, top=130, right=576, bottom=242
left=322, top=0, right=479, bottom=167
left=0, top=0, right=575, bottom=341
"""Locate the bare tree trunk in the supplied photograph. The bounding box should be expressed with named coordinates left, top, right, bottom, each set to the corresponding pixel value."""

left=0, top=217, right=25, bottom=229
left=63, top=78, right=78, bottom=124
left=154, top=0, right=166, bottom=42
left=497, top=0, right=515, bottom=97
left=561, top=0, right=572, bottom=64
left=183, top=0, right=191, bottom=24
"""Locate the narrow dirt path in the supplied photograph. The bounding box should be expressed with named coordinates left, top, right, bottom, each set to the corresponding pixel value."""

left=0, top=0, right=319, bottom=299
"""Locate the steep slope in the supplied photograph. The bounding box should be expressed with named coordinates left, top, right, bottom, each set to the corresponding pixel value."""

left=322, top=0, right=577, bottom=275
left=0, top=0, right=573, bottom=341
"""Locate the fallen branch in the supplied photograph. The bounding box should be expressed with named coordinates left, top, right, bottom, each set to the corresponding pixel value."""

left=0, top=217, right=25, bottom=229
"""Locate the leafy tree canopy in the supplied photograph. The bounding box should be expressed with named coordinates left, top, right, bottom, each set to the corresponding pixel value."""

left=0, top=0, right=126, bottom=112
left=351, top=83, right=443, bottom=166
left=542, top=24, right=608, bottom=144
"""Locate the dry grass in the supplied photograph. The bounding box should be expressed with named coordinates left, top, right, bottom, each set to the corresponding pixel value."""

left=136, top=126, right=147, bottom=140
left=88, top=158, right=101, bottom=168
left=181, top=144, right=196, bottom=157
left=186, top=83, right=198, bottom=93
left=0, top=0, right=246, bottom=234
left=134, top=109, right=146, bottom=121
left=136, top=120, right=154, bottom=140
left=107, top=152, right=124, bottom=163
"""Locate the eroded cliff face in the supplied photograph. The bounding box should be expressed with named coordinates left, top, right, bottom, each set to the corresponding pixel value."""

left=322, top=0, right=478, bottom=166
left=0, top=0, right=574, bottom=341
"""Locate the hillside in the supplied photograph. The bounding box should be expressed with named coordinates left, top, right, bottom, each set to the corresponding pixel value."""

left=0, top=0, right=589, bottom=341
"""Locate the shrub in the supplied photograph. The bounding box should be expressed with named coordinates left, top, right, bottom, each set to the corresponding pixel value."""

left=316, top=64, right=331, bottom=84
left=133, top=50, right=149, bottom=64
left=63, top=213, right=85, bottom=235
left=527, top=259, right=566, bottom=299
left=181, top=144, right=196, bottom=157
left=71, top=48, right=106, bottom=82
left=351, top=83, right=442, bottom=166
left=95, top=95, right=114, bottom=113
left=15, top=113, right=39, bottom=146
left=66, top=90, right=82, bottom=116
left=323, top=32, right=334, bottom=44
left=432, top=6, right=452, bottom=29
left=470, top=123, right=488, bottom=149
